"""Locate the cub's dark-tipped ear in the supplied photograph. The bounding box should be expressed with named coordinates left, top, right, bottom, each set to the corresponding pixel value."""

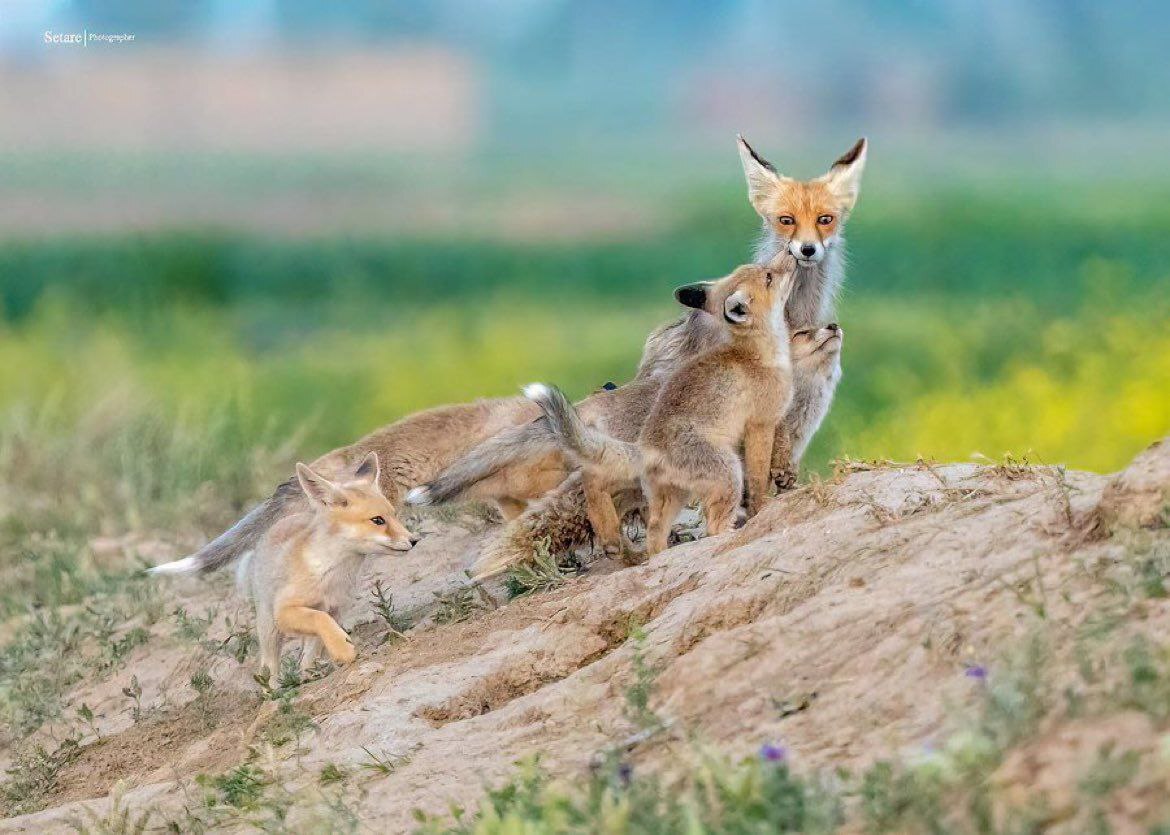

left=674, top=281, right=712, bottom=311
left=352, top=451, right=380, bottom=485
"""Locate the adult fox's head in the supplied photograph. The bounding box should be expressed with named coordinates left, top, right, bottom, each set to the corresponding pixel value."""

left=736, top=136, right=868, bottom=268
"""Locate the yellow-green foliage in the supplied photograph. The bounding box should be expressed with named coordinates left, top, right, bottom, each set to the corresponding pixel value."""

left=0, top=299, right=659, bottom=457
left=832, top=292, right=1170, bottom=474
left=852, top=310, right=1170, bottom=473
left=0, top=284, right=1166, bottom=534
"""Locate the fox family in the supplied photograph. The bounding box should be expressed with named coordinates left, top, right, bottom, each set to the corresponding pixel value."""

left=151, top=135, right=865, bottom=673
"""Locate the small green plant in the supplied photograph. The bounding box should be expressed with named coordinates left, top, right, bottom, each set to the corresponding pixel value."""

left=190, top=669, right=216, bottom=729
left=319, top=763, right=348, bottom=785
left=261, top=692, right=317, bottom=749
left=1117, top=635, right=1170, bottom=721
left=121, top=674, right=144, bottom=722
left=1079, top=744, right=1139, bottom=797
left=978, top=633, right=1048, bottom=747
left=360, top=746, right=410, bottom=776
left=252, top=656, right=320, bottom=701
left=414, top=749, right=841, bottom=834
left=431, top=586, right=486, bottom=625
left=623, top=625, right=663, bottom=732
left=370, top=579, right=412, bottom=642
left=99, top=626, right=150, bottom=673
left=203, top=613, right=256, bottom=663
left=503, top=538, right=582, bottom=599
left=198, top=763, right=268, bottom=811
left=68, top=780, right=155, bottom=834
left=173, top=606, right=215, bottom=643
left=1, top=733, right=81, bottom=816
left=277, top=653, right=304, bottom=691
left=859, top=760, right=944, bottom=833
left=77, top=702, right=101, bottom=739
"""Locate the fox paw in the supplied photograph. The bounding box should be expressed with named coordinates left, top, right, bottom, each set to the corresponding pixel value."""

left=332, top=640, right=357, bottom=665
left=771, top=469, right=798, bottom=493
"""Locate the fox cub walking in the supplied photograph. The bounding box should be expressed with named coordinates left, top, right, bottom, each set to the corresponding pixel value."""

left=531, top=261, right=796, bottom=555
left=241, top=452, right=417, bottom=677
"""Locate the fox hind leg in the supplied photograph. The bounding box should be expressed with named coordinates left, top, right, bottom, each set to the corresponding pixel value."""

left=582, top=471, right=623, bottom=554
left=645, top=480, right=686, bottom=556
left=300, top=636, right=323, bottom=671
left=700, top=449, right=744, bottom=537
left=256, top=606, right=282, bottom=680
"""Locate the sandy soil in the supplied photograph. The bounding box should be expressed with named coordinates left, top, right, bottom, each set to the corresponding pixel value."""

left=3, top=440, right=1169, bottom=832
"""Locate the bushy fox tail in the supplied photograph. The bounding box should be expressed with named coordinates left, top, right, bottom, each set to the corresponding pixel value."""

left=523, top=384, right=598, bottom=458
left=149, top=479, right=303, bottom=576
left=406, top=421, right=556, bottom=507
left=471, top=472, right=593, bottom=580
left=523, top=383, right=641, bottom=481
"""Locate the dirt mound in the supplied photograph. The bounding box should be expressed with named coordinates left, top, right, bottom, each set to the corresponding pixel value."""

left=1097, top=438, right=1170, bottom=532
left=4, top=440, right=1170, bottom=832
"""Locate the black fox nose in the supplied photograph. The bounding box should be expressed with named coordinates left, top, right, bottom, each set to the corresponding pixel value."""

left=409, top=533, right=421, bottom=545
left=800, top=244, right=817, bottom=258
left=826, top=322, right=840, bottom=332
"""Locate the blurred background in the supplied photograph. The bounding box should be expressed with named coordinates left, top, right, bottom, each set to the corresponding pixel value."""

left=0, top=0, right=1168, bottom=555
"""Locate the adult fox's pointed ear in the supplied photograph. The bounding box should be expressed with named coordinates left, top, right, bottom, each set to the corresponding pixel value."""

left=823, top=137, right=868, bottom=210
left=737, top=134, right=783, bottom=214
left=296, top=463, right=347, bottom=507
left=675, top=281, right=713, bottom=312
left=352, top=451, right=380, bottom=486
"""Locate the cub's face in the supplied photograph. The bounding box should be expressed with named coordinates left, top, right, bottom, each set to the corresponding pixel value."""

left=296, top=453, right=420, bottom=554
left=674, top=257, right=797, bottom=334
left=791, top=324, right=843, bottom=375
left=327, top=486, right=418, bottom=554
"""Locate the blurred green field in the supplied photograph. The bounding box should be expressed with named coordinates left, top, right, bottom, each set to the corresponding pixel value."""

left=0, top=183, right=1167, bottom=568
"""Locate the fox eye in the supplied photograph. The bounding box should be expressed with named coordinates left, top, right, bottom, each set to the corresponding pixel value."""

left=765, top=272, right=773, bottom=287
left=817, top=214, right=834, bottom=225
left=777, top=215, right=795, bottom=226
left=370, top=516, right=386, bottom=526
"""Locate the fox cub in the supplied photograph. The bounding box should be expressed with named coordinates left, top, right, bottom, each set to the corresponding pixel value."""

left=240, top=452, right=418, bottom=678
left=640, top=262, right=796, bottom=552
left=530, top=261, right=796, bottom=556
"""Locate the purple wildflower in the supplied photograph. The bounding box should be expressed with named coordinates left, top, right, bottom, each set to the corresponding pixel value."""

left=617, top=762, right=633, bottom=787
left=759, top=743, right=788, bottom=763
left=964, top=664, right=988, bottom=681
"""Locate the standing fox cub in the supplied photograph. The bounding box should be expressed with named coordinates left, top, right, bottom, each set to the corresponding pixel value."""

left=242, top=452, right=413, bottom=676
left=531, top=261, right=796, bottom=555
